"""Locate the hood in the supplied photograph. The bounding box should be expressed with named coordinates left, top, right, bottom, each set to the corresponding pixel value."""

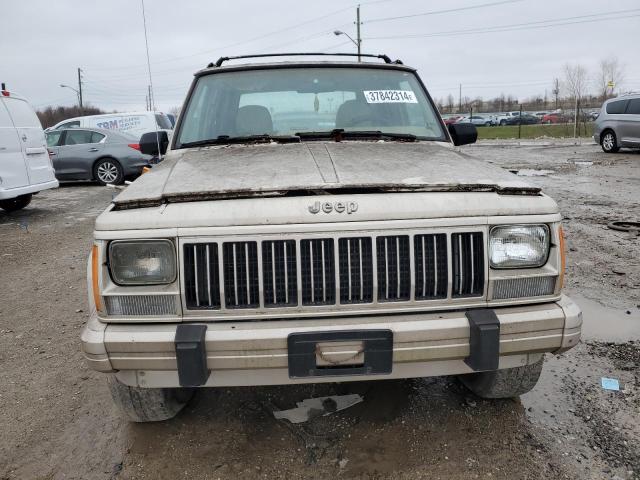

left=112, top=141, right=539, bottom=209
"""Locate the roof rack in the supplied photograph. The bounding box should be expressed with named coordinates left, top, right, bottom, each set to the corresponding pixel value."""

left=209, top=53, right=403, bottom=68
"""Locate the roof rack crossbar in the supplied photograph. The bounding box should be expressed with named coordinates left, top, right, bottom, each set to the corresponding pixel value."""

left=209, top=52, right=402, bottom=68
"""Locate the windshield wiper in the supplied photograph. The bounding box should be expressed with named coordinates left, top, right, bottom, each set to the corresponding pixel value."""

left=296, top=129, right=417, bottom=142
left=179, top=134, right=300, bottom=148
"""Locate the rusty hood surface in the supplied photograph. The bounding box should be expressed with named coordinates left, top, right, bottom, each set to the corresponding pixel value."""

left=112, top=141, right=539, bottom=208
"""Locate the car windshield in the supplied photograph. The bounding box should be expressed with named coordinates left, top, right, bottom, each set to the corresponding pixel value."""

left=176, top=67, right=446, bottom=147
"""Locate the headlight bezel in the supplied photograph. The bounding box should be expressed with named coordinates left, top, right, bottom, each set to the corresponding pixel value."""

left=108, top=239, right=177, bottom=286
left=489, top=224, right=551, bottom=269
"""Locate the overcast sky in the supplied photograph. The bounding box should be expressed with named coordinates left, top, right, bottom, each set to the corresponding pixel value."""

left=2, top=0, right=639, bottom=113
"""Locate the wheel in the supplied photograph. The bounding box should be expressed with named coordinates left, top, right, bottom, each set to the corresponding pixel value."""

left=93, top=158, right=124, bottom=185
left=484, top=122, right=491, bottom=127
left=107, top=375, right=194, bottom=422
left=459, top=357, right=544, bottom=399
left=601, top=130, right=619, bottom=153
left=0, top=193, right=32, bottom=212
left=499, top=120, right=506, bottom=126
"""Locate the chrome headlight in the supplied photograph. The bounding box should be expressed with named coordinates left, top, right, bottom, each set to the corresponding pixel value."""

left=108, top=240, right=176, bottom=285
left=489, top=225, right=550, bottom=268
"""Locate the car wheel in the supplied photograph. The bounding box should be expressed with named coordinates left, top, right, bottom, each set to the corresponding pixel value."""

left=499, top=120, right=506, bottom=126
left=601, top=130, right=619, bottom=153
left=93, top=158, right=124, bottom=185
left=459, top=357, right=544, bottom=399
left=484, top=122, right=491, bottom=127
left=0, top=193, right=33, bottom=212
left=107, top=375, right=194, bottom=422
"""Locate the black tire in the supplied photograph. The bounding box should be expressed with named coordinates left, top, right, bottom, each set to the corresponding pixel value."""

left=601, top=130, right=619, bottom=153
left=499, top=120, right=506, bottom=126
left=459, top=357, right=544, bottom=399
left=484, top=122, right=491, bottom=127
left=93, top=158, right=124, bottom=185
left=0, top=193, right=32, bottom=212
left=107, top=375, right=194, bottom=422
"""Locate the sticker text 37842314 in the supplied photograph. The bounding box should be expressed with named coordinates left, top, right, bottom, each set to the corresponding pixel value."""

left=364, top=90, right=418, bottom=104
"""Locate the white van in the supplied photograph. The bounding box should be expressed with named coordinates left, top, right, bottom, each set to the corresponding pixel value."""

left=0, top=89, right=58, bottom=212
left=50, top=111, right=172, bottom=139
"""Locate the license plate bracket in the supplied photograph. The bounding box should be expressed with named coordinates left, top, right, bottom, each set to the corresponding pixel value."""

left=287, top=330, right=393, bottom=378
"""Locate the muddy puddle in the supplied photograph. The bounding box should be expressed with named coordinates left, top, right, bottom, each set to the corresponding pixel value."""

left=571, top=293, right=640, bottom=342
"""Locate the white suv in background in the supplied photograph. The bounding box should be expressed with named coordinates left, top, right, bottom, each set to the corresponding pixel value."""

left=0, top=88, right=58, bottom=212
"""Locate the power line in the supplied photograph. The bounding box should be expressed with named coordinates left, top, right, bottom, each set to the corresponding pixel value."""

left=366, top=9, right=640, bottom=39
left=366, top=0, right=524, bottom=24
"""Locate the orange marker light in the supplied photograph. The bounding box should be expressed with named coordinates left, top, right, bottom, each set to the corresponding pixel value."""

left=558, top=226, right=566, bottom=290
left=91, top=244, right=103, bottom=312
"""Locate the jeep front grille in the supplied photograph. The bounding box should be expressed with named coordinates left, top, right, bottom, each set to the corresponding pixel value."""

left=182, top=230, right=486, bottom=313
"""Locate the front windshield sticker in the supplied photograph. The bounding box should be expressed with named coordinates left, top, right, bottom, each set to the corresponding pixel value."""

left=364, top=90, right=418, bottom=104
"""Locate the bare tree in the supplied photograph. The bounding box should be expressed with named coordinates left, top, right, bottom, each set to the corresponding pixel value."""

left=596, top=56, right=625, bottom=101
left=446, top=94, right=455, bottom=113
left=563, top=63, right=589, bottom=137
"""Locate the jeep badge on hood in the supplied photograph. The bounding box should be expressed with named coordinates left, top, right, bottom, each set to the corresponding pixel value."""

left=308, top=201, right=358, bottom=214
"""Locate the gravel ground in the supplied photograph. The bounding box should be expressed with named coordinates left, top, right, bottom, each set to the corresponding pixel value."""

left=0, top=141, right=638, bottom=480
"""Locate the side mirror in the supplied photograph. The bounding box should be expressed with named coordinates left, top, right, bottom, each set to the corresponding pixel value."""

left=448, top=122, right=477, bottom=146
left=140, top=131, right=169, bottom=156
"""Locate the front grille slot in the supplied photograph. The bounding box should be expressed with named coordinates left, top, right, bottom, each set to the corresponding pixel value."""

left=300, top=239, right=335, bottom=305
left=452, top=232, right=485, bottom=297
left=339, top=237, right=373, bottom=304
left=376, top=235, right=411, bottom=302
left=222, top=242, right=259, bottom=308
left=262, top=240, right=297, bottom=307
left=184, top=243, right=221, bottom=309
left=414, top=234, right=448, bottom=299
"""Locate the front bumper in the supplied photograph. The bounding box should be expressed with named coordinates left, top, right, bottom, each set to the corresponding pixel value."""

left=81, top=295, right=581, bottom=388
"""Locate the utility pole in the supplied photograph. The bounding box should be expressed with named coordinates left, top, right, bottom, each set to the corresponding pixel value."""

left=148, top=85, right=153, bottom=112
left=77, top=67, right=84, bottom=113
left=356, top=4, right=362, bottom=62
left=553, top=78, right=559, bottom=110
left=458, top=84, right=462, bottom=113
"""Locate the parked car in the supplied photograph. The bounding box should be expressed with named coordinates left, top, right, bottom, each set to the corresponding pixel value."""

left=496, top=111, right=521, bottom=125
left=441, top=114, right=463, bottom=125
left=0, top=87, right=58, bottom=212
left=46, top=128, right=152, bottom=185
left=541, top=113, right=568, bottom=124
left=593, top=94, right=640, bottom=153
left=48, top=111, right=172, bottom=139
left=503, top=114, right=539, bottom=125
left=81, top=52, right=581, bottom=422
left=456, top=115, right=494, bottom=126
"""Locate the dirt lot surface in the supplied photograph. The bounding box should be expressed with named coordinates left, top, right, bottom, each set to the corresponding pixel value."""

left=1, top=141, right=639, bottom=480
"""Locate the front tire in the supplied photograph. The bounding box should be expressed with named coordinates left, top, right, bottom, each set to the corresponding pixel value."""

left=601, top=130, right=619, bottom=153
left=107, top=376, right=194, bottom=422
left=94, top=158, right=124, bottom=185
left=0, top=193, right=32, bottom=212
left=459, top=357, right=544, bottom=399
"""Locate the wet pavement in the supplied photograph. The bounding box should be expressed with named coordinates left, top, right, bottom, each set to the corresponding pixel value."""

left=0, top=141, right=639, bottom=479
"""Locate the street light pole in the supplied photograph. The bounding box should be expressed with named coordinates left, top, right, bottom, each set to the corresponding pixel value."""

left=60, top=84, right=80, bottom=108
left=77, top=68, right=83, bottom=112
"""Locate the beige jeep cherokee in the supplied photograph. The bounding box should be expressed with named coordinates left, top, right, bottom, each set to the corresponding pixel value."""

left=81, top=53, right=582, bottom=422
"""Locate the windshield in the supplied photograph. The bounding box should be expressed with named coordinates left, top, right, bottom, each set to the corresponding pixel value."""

left=176, top=67, right=446, bottom=147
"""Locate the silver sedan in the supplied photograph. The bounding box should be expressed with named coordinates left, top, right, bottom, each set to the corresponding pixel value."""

left=46, top=128, right=152, bottom=185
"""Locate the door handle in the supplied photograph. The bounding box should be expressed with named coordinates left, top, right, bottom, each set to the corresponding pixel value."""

left=88, top=147, right=99, bottom=152
left=21, top=134, right=27, bottom=142
left=48, top=150, right=57, bottom=156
